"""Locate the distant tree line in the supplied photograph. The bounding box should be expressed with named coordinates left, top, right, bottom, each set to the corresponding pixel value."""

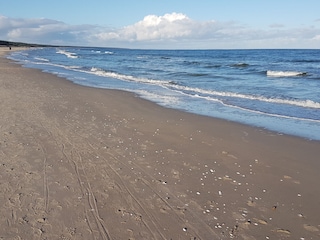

left=0, top=40, right=56, bottom=48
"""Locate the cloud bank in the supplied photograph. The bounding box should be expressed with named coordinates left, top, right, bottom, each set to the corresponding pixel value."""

left=1, top=13, right=320, bottom=49
left=94, top=13, right=216, bottom=41
left=0, top=15, right=98, bottom=45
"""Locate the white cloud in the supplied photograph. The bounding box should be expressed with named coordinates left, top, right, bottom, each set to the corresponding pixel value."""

left=94, top=12, right=230, bottom=42
left=93, top=13, right=320, bottom=48
left=312, top=35, right=320, bottom=40
left=1, top=13, right=320, bottom=49
left=123, top=13, right=193, bottom=40
left=0, top=15, right=97, bottom=45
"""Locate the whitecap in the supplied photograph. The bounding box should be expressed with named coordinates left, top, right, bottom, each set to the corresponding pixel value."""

left=34, top=57, right=49, bottom=62
left=267, top=70, right=307, bottom=77
left=56, top=49, right=78, bottom=59
left=89, top=67, right=172, bottom=85
left=166, top=85, right=320, bottom=109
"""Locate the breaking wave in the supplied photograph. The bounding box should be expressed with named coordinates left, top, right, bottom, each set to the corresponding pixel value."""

left=89, top=67, right=174, bottom=85
left=267, top=70, right=307, bottom=77
left=231, top=63, right=249, bottom=67
left=56, top=49, right=78, bottom=59
left=165, top=85, right=320, bottom=109
left=34, top=57, right=49, bottom=62
left=8, top=47, right=320, bottom=140
left=88, top=67, right=320, bottom=110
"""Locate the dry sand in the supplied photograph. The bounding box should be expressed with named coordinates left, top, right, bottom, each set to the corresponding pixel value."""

left=1, top=48, right=320, bottom=239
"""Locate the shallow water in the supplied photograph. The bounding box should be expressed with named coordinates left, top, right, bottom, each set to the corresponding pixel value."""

left=9, top=48, right=320, bottom=140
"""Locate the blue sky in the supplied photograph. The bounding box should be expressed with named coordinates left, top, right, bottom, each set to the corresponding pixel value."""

left=1, top=0, right=320, bottom=49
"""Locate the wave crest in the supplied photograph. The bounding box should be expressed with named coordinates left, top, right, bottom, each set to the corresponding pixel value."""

left=231, top=63, right=249, bottom=67
left=168, top=85, right=320, bottom=109
left=89, top=67, right=173, bottom=85
left=267, top=70, right=307, bottom=77
left=57, top=49, right=78, bottom=59
left=88, top=67, right=320, bottom=110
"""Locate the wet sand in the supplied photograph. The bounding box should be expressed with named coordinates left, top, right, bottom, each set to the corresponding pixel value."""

left=1, top=48, right=320, bottom=239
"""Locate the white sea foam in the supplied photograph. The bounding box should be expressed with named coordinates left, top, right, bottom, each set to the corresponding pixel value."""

left=21, top=58, right=66, bottom=69
left=34, top=57, right=49, bottom=62
left=105, top=51, right=114, bottom=54
left=88, top=67, right=320, bottom=109
left=87, top=67, right=320, bottom=110
left=23, top=57, right=83, bottom=74
left=9, top=48, right=320, bottom=140
left=64, top=65, right=80, bottom=69
left=222, top=100, right=320, bottom=123
left=56, top=49, right=78, bottom=59
left=267, top=70, right=307, bottom=77
left=167, top=85, right=320, bottom=109
left=174, top=90, right=320, bottom=123
left=133, top=89, right=180, bottom=106
left=89, top=67, right=172, bottom=85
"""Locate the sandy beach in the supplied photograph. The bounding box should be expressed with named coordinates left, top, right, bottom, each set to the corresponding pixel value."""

left=1, top=48, right=320, bottom=239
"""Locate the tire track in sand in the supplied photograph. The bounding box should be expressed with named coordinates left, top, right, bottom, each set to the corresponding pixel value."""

left=85, top=138, right=220, bottom=239
left=61, top=142, right=111, bottom=240
left=37, top=142, right=49, bottom=213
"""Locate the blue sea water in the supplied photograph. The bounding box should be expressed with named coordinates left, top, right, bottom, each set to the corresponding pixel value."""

left=9, top=47, right=320, bottom=140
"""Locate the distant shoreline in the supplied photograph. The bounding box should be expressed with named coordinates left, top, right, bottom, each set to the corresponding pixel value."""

left=1, top=40, right=319, bottom=51
left=0, top=40, right=57, bottom=48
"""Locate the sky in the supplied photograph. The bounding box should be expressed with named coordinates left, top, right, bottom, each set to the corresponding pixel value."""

left=1, top=0, right=320, bottom=49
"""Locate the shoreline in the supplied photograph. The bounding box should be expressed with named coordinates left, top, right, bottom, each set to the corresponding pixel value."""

left=7, top=47, right=320, bottom=142
left=1, top=49, right=320, bottom=239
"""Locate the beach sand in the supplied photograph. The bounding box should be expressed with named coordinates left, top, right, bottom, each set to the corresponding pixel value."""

left=1, top=48, right=320, bottom=239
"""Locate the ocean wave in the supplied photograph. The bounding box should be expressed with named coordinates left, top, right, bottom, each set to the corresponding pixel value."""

left=134, top=89, right=180, bottom=105
left=174, top=72, right=209, bottom=77
left=231, top=63, right=249, bottom=67
left=167, top=85, right=320, bottom=109
left=183, top=60, right=201, bottom=65
left=222, top=101, right=320, bottom=123
left=87, top=67, right=320, bottom=109
left=20, top=58, right=68, bottom=69
left=267, top=70, right=307, bottom=77
left=180, top=92, right=320, bottom=122
left=67, top=65, right=82, bottom=69
left=56, top=49, right=78, bottom=59
left=34, top=57, right=49, bottom=62
left=23, top=57, right=83, bottom=72
left=188, top=73, right=209, bottom=77
left=292, top=59, right=320, bottom=63
left=89, top=67, right=174, bottom=85
left=204, top=64, right=221, bottom=68
left=91, top=50, right=113, bottom=54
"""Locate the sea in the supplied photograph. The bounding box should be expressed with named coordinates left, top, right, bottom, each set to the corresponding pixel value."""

left=8, top=48, right=320, bottom=141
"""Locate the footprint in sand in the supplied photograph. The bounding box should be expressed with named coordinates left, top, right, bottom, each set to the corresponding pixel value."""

left=275, top=228, right=291, bottom=235
left=222, top=151, right=238, bottom=159
left=303, top=224, right=319, bottom=232
left=171, top=169, right=180, bottom=179
left=167, top=148, right=178, bottom=154
left=247, top=200, right=256, bottom=207
left=253, top=218, right=268, bottom=225
left=283, top=175, right=300, bottom=184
